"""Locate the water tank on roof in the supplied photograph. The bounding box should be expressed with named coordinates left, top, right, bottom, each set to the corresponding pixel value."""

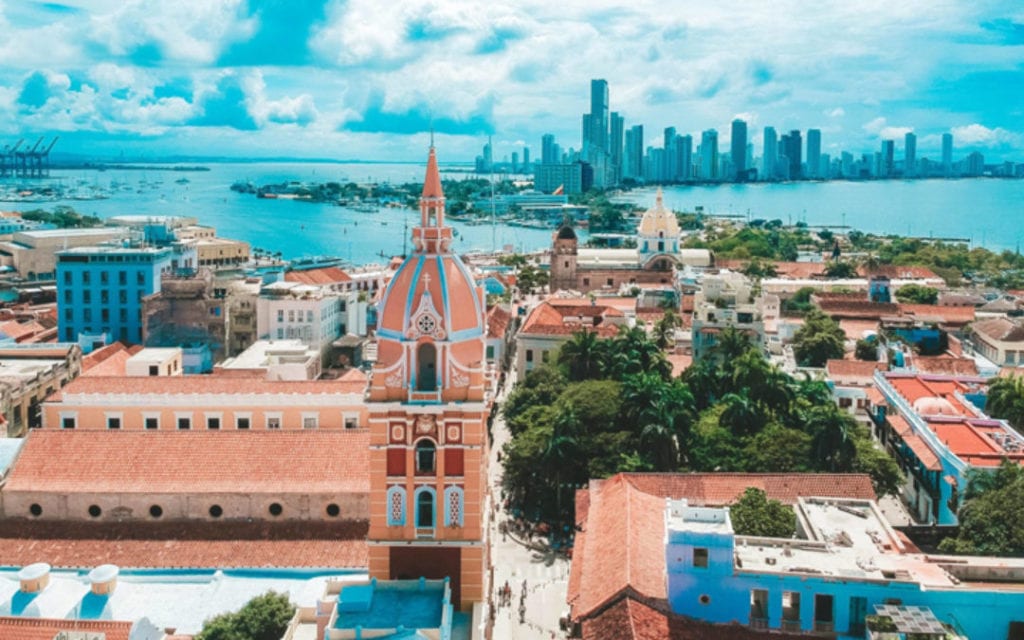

left=88, top=564, right=119, bottom=595
left=18, top=562, right=51, bottom=593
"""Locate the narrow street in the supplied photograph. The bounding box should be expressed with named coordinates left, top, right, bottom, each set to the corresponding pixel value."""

left=488, top=367, right=572, bottom=640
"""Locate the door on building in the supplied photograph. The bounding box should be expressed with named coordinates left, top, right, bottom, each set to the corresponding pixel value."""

left=848, top=596, right=867, bottom=637
left=417, top=343, right=437, bottom=391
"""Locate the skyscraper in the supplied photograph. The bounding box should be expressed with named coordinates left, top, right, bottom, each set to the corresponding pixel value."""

left=762, top=127, right=777, bottom=181
left=786, top=130, right=802, bottom=179
left=730, top=119, right=747, bottom=181
left=679, top=135, right=693, bottom=182
left=904, top=132, right=917, bottom=177
left=700, top=129, right=719, bottom=181
left=942, top=133, right=953, bottom=177
left=881, top=140, right=895, bottom=178
left=610, top=112, right=624, bottom=185
left=522, top=147, right=530, bottom=170
left=583, top=79, right=610, bottom=187
left=664, top=127, right=677, bottom=182
left=541, top=134, right=556, bottom=165
left=806, top=129, right=821, bottom=179
left=624, top=125, right=644, bottom=180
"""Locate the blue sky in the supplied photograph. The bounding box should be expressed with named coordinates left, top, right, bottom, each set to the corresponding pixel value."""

left=0, top=0, right=1022, bottom=162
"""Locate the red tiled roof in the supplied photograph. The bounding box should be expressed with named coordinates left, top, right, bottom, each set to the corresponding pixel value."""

left=898, top=304, right=974, bottom=325
left=888, top=413, right=913, bottom=437
left=570, top=475, right=667, bottom=619
left=816, top=299, right=900, bottom=319
left=901, top=433, right=942, bottom=471
left=568, top=472, right=876, bottom=621
left=56, top=374, right=367, bottom=397
left=973, top=317, right=1024, bottom=343
left=338, top=367, right=367, bottom=383
left=826, top=359, right=885, bottom=383
left=5, top=430, right=370, bottom=494
left=621, top=472, right=876, bottom=505
left=838, top=319, right=880, bottom=341
left=0, top=319, right=45, bottom=341
left=0, top=520, right=368, bottom=569
left=487, top=305, right=513, bottom=339
left=285, top=266, right=353, bottom=284
left=0, top=617, right=132, bottom=640
left=82, top=344, right=134, bottom=377
left=913, top=356, right=978, bottom=376
left=581, top=598, right=804, bottom=640
left=866, top=386, right=887, bottom=407
left=520, top=301, right=622, bottom=337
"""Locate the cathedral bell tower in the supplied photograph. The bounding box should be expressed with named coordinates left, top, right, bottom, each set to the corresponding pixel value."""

left=366, top=144, right=491, bottom=610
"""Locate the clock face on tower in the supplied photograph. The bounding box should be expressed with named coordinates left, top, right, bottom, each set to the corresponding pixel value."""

left=416, top=314, right=436, bottom=335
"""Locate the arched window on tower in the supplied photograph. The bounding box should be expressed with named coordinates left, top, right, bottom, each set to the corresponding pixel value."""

left=415, top=439, right=436, bottom=475
left=444, top=486, right=464, bottom=527
left=386, top=486, right=406, bottom=526
left=417, top=343, right=437, bottom=391
left=415, top=487, right=436, bottom=529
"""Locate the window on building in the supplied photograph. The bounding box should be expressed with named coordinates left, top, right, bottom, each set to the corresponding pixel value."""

left=119, top=290, right=127, bottom=304
left=387, top=486, right=406, bottom=526
left=107, top=416, right=121, bottom=430
left=83, top=308, right=92, bottom=322
left=814, top=594, right=834, bottom=632
left=82, top=271, right=90, bottom=284
left=119, top=309, right=127, bottom=322
left=137, top=272, right=145, bottom=285
left=177, top=416, right=191, bottom=430
left=415, top=440, right=436, bottom=474
left=101, top=271, right=109, bottom=284
left=541, top=350, right=549, bottom=363
left=750, top=590, right=769, bottom=627
left=83, top=290, right=91, bottom=303
left=237, top=416, right=251, bottom=430
left=119, top=271, right=127, bottom=285
left=606, top=278, right=614, bottom=286
left=64, top=308, right=72, bottom=322
left=101, top=309, right=110, bottom=322
left=277, top=309, right=284, bottom=322
left=525, top=349, right=533, bottom=362
left=693, top=547, right=709, bottom=568
left=415, top=489, right=435, bottom=528
left=344, top=416, right=358, bottom=429
left=444, top=486, right=464, bottom=527
left=267, top=416, right=281, bottom=429
left=583, top=278, right=590, bottom=286
left=302, top=415, right=318, bottom=429
left=64, top=290, right=72, bottom=304
left=782, top=592, right=801, bottom=629
left=64, top=271, right=72, bottom=285
left=207, top=416, right=220, bottom=430
left=144, top=417, right=158, bottom=430
left=486, top=345, right=495, bottom=359
left=61, top=416, right=76, bottom=429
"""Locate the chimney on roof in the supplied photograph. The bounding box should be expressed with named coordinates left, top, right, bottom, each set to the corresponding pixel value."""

left=18, top=562, right=51, bottom=593
left=88, top=564, right=120, bottom=595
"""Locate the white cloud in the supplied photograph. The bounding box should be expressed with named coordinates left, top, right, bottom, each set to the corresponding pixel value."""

left=951, top=123, right=1017, bottom=146
left=826, top=107, right=845, bottom=118
left=879, top=126, right=913, bottom=140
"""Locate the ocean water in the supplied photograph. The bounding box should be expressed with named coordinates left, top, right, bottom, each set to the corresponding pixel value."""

left=627, top=179, right=1024, bottom=251
left=0, top=162, right=552, bottom=264
left=2, top=162, right=1022, bottom=261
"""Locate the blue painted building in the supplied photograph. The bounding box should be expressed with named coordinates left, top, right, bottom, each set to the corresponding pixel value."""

left=666, top=496, right=1024, bottom=639
left=57, top=242, right=196, bottom=351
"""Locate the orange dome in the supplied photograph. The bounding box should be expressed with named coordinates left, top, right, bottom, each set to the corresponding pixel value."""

left=371, top=146, right=487, bottom=403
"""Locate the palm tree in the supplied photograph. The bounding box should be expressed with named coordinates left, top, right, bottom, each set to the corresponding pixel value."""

left=557, top=330, right=606, bottom=382
left=719, top=392, right=765, bottom=437
left=653, top=310, right=681, bottom=350
left=710, top=326, right=753, bottom=364
left=608, top=326, right=671, bottom=379
left=986, top=375, right=1024, bottom=429
left=808, top=407, right=858, bottom=472
left=544, top=407, right=582, bottom=523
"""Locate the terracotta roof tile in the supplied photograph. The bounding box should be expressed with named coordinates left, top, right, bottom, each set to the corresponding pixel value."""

left=487, top=305, right=513, bottom=339
left=838, top=319, right=881, bottom=341
left=0, top=520, right=367, bottom=569
left=826, top=359, right=885, bottom=383
left=974, top=317, right=1024, bottom=343
left=520, top=301, right=622, bottom=337
left=864, top=265, right=941, bottom=280
left=913, top=356, right=978, bottom=376
left=0, top=617, right=132, bottom=640
left=866, top=386, right=887, bottom=407
left=284, top=266, right=353, bottom=284
left=5, top=430, right=369, bottom=495
left=901, top=433, right=942, bottom=471
left=898, top=304, right=974, bottom=325
left=621, top=472, right=876, bottom=505
left=57, top=374, right=367, bottom=397
left=816, top=299, right=900, bottom=319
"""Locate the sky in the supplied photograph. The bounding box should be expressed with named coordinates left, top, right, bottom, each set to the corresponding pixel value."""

left=0, top=0, right=1022, bottom=163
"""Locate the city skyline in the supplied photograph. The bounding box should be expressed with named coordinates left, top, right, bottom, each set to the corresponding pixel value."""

left=0, top=1, right=1021, bottom=162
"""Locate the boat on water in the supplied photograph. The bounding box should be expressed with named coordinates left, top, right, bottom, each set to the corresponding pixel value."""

left=288, top=255, right=350, bottom=271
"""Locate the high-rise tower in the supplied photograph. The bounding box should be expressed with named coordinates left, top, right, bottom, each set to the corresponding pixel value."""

left=367, top=144, right=491, bottom=610
left=730, top=119, right=748, bottom=181
left=806, top=129, right=821, bottom=179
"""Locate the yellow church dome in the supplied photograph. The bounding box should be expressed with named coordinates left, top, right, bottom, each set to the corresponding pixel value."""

left=636, top=188, right=680, bottom=238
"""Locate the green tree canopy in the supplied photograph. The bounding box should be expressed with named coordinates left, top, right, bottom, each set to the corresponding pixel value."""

left=939, top=468, right=1024, bottom=556
left=895, top=284, right=939, bottom=304
left=793, top=309, right=846, bottom=367
left=985, top=376, right=1024, bottom=430
left=823, top=260, right=858, bottom=279
left=196, top=591, right=295, bottom=640
left=729, top=488, right=796, bottom=538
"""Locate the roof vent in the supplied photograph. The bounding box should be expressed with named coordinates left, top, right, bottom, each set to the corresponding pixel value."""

left=88, top=564, right=119, bottom=595
left=18, top=562, right=51, bottom=593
